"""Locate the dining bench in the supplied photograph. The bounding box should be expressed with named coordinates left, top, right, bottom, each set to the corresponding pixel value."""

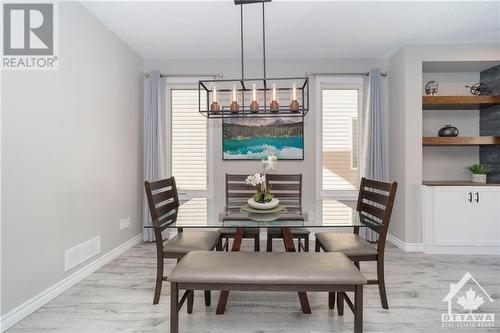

left=168, top=251, right=367, bottom=333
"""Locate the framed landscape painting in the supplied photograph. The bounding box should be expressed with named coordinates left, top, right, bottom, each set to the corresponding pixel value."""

left=222, top=117, right=304, bottom=160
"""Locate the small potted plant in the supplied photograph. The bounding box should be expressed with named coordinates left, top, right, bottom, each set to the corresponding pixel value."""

left=245, top=155, right=279, bottom=209
left=466, top=164, right=491, bottom=183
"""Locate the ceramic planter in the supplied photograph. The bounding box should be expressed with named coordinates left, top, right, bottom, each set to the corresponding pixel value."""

left=471, top=174, right=487, bottom=183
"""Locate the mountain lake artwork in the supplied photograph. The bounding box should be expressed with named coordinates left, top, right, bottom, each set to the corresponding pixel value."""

left=223, top=117, right=304, bottom=160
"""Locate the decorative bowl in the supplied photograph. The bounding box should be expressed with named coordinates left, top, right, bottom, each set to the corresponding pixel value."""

left=247, top=197, right=280, bottom=210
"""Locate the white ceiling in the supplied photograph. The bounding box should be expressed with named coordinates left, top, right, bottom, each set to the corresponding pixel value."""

left=81, top=1, right=500, bottom=60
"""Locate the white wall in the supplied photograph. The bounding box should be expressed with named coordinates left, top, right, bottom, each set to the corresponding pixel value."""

left=388, top=43, right=500, bottom=244
left=144, top=58, right=388, bottom=215
left=1, top=2, right=143, bottom=318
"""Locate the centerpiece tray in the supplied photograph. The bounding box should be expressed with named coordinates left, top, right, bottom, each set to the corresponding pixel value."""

left=241, top=204, right=287, bottom=214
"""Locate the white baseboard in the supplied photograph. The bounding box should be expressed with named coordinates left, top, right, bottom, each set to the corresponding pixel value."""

left=387, top=233, right=423, bottom=252
left=422, top=245, right=500, bottom=255
left=0, top=234, right=143, bottom=332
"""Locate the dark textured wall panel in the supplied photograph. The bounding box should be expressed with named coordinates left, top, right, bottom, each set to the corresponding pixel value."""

left=480, top=64, right=500, bottom=183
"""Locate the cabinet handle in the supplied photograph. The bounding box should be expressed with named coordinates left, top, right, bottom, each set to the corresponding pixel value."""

left=475, top=192, right=479, bottom=203
left=468, top=192, right=473, bottom=203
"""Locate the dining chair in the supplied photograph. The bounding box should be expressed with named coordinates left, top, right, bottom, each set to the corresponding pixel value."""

left=219, top=174, right=261, bottom=251
left=315, top=177, right=397, bottom=310
left=266, top=174, right=310, bottom=252
left=144, top=177, right=221, bottom=308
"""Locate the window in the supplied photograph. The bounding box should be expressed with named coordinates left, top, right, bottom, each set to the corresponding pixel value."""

left=170, top=89, right=208, bottom=194
left=321, top=89, right=360, bottom=193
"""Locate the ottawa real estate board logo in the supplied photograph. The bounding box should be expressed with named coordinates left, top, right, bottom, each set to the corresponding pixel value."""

left=2, top=2, right=59, bottom=70
left=442, top=272, right=495, bottom=328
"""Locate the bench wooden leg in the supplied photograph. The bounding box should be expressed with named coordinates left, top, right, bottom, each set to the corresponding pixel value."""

left=216, top=227, right=244, bottom=315
left=328, top=292, right=335, bottom=309
left=354, top=285, right=363, bottom=333
left=204, top=290, right=211, bottom=306
left=170, top=282, right=179, bottom=333
left=282, top=227, right=312, bottom=314
left=337, top=292, right=344, bottom=316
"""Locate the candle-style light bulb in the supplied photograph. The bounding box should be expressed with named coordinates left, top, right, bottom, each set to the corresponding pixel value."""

left=252, top=83, right=257, bottom=101
left=212, top=85, right=217, bottom=103
left=292, top=83, right=297, bottom=101
left=232, top=84, right=237, bottom=102
left=270, top=83, right=280, bottom=113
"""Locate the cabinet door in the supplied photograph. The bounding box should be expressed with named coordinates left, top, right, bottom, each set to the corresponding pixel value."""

left=472, top=188, right=500, bottom=246
left=434, top=187, right=473, bottom=246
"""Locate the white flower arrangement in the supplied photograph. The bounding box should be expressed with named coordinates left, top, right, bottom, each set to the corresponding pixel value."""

left=244, top=154, right=278, bottom=203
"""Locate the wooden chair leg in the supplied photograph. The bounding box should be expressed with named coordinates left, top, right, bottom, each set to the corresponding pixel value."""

left=224, top=238, right=229, bottom=251
left=354, top=261, right=360, bottom=270
left=266, top=235, right=273, bottom=252
left=187, top=290, right=194, bottom=314
left=328, top=292, right=335, bottom=309
left=337, top=292, right=344, bottom=315
left=297, top=239, right=302, bottom=252
left=254, top=234, right=260, bottom=252
left=315, top=240, right=321, bottom=252
left=304, top=236, right=309, bottom=252
left=153, top=257, right=163, bottom=305
left=216, top=238, right=222, bottom=251
left=170, top=283, right=179, bottom=333
left=354, top=285, right=363, bottom=333
left=377, top=259, right=389, bottom=309
left=204, top=290, right=211, bottom=306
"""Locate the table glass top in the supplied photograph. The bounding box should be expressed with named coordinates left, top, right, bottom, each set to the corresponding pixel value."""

left=144, top=198, right=382, bottom=230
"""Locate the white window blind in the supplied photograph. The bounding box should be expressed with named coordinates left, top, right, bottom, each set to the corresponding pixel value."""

left=171, top=89, right=207, bottom=192
left=322, top=89, right=360, bottom=192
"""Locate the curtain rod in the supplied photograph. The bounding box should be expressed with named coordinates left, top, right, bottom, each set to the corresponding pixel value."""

left=144, top=72, right=224, bottom=79
left=306, top=72, right=388, bottom=77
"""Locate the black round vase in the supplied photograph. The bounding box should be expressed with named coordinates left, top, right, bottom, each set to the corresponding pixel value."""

left=438, top=124, right=459, bottom=137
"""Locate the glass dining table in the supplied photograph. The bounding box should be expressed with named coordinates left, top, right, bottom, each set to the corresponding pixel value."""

left=145, top=197, right=382, bottom=315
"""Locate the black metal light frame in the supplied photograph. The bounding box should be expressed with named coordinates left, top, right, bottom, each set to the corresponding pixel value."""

left=199, top=0, right=309, bottom=119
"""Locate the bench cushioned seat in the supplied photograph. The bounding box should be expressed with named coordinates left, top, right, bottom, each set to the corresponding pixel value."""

left=163, top=231, right=220, bottom=255
left=267, top=227, right=309, bottom=235
left=168, top=251, right=366, bottom=285
left=315, top=233, right=377, bottom=257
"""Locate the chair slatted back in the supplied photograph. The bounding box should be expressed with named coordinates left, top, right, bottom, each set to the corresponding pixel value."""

left=266, top=174, right=302, bottom=213
left=225, top=174, right=256, bottom=212
left=356, top=177, right=398, bottom=253
left=144, top=177, right=180, bottom=249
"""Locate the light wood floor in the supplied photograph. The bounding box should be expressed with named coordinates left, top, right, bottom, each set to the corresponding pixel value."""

left=7, top=240, right=500, bottom=333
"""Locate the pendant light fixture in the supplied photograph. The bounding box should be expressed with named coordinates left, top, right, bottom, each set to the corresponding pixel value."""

left=199, top=0, right=309, bottom=118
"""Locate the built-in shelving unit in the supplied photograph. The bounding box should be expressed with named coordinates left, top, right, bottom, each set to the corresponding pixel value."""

left=423, top=136, right=500, bottom=146
left=422, top=95, right=500, bottom=109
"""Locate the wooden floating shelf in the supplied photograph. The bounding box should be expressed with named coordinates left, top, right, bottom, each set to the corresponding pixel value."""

left=422, top=95, right=500, bottom=110
left=423, top=136, right=500, bottom=146
left=423, top=181, right=500, bottom=186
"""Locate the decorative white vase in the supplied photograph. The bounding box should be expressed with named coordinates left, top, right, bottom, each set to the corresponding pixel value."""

left=247, top=197, right=280, bottom=210
left=471, top=174, right=487, bottom=183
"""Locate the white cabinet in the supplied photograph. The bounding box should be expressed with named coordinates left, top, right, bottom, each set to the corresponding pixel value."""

left=473, top=188, right=500, bottom=246
left=422, top=186, right=500, bottom=254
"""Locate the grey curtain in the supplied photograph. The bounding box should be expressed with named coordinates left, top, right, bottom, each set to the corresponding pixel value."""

left=143, top=71, right=167, bottom=242
left=362, top=68, right=387, bottom=180
left=361, top=68, right=387, bottom=241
